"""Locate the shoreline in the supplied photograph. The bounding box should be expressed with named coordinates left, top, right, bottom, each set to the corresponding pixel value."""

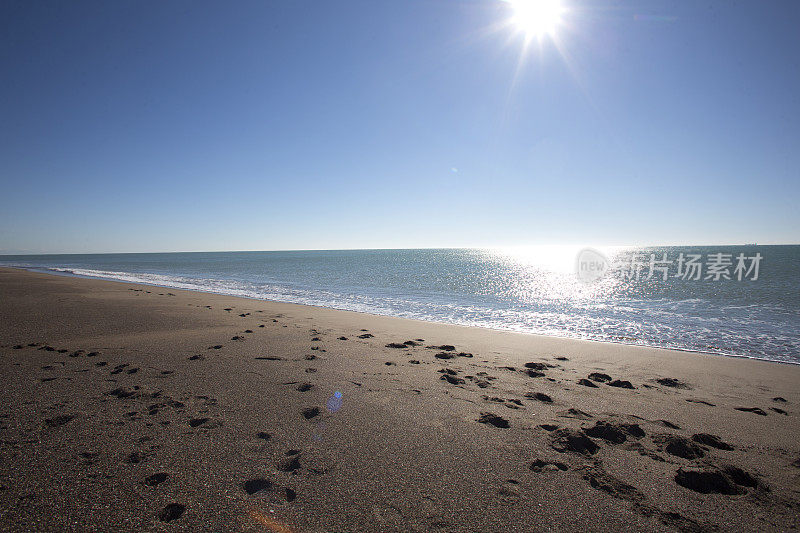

left=1, top=266, right=798, bottom=531
left=3, top=265, right=794, bottom=367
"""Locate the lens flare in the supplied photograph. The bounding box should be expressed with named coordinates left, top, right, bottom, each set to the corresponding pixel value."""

left=326, top=391, right=343, bottom=413
left=247, top=509, right=297, bottom=533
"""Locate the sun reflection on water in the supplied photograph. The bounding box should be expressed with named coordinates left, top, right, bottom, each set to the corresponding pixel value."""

left=475, top=245, right=626, bottom=304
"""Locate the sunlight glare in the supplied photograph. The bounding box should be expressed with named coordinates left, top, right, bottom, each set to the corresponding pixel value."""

left=506, top=0, right=565, bottom=38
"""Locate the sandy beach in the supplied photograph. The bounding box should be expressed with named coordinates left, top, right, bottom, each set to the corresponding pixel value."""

left=0, top=266, right=798, bottom=532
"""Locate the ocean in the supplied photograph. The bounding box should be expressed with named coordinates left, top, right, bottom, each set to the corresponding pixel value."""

left=2, top=246, right=798, bottom=364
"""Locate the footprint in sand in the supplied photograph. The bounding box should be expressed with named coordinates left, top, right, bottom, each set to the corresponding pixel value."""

left=498, top=481, right=522, bottom=498
left=583, top=421, right=644, bottom=444
left=243, top=478, right=272, bottom=495
left=427, top=345, right=456, bottom=351
left=734, top=407, right=767, bottom=416
left=128, top=451, right=146, bottom=464
left=105, top=387, right=138, bottom=399
left=674, top=466, right=759, bottom=495
left=530, top=459, right=568, bottom=472
left=302, top=407, right=320, bottom=419
left=439, top=370, right=465, bottom=385
left=483, top=396, right=523, bottom=409
left=654, top=377, right=692, bottom=389
left=560, top=408, right=593, bottom=420
left=436, top=351, right=473, bottom=360
left=607, top=379, right=635, bottom=389
left=550, top=428, right=599, bottom=455
left=477, top=412, right=509, bottom=428
left=110, top=364, right=129, bottom=375
left=44, top=414, right=74, bottom=427
left=280, top=453, right=301, bottom=473
left=686, top=399, right=716, bottom=406
left=583, top=467, right=648, bottom=509
left=144, top=473, right=168, bottom=486
left=189, top=417, right=210, bottom=428
left=525, top=392, right=553, bottom=403
left=525, top=362, right=555, bottom=371
left=692, top=433, right=734, bottom=450
left=654, top=435, right=705, bottom=459
left=159, top=503, right=185, bottom=522
left=78, top=451, right=99, bottom=466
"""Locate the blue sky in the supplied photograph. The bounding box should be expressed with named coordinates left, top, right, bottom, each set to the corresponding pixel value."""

left=1, top=0, right=798, bottom=253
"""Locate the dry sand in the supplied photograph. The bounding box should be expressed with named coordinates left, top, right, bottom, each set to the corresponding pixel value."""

left=0, top=267, right=798, bottom=532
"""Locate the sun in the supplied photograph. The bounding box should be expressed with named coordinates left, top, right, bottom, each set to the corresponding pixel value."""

left=505, top=0, right=565, bottom=38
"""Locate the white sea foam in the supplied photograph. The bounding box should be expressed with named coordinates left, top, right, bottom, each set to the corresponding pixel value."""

left=1, top=248, right=797, bottom=366
left=21, top=265, right=796, bottom=365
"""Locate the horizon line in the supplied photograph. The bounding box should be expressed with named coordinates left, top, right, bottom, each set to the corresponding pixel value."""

left=1, top=242, right=797, bottom=256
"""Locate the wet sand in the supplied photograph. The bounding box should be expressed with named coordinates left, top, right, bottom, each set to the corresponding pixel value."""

left=0, top=267, right=798, bottom=532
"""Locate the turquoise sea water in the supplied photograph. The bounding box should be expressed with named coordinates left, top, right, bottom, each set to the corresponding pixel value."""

left=1, top=246, right=798, bottom=364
